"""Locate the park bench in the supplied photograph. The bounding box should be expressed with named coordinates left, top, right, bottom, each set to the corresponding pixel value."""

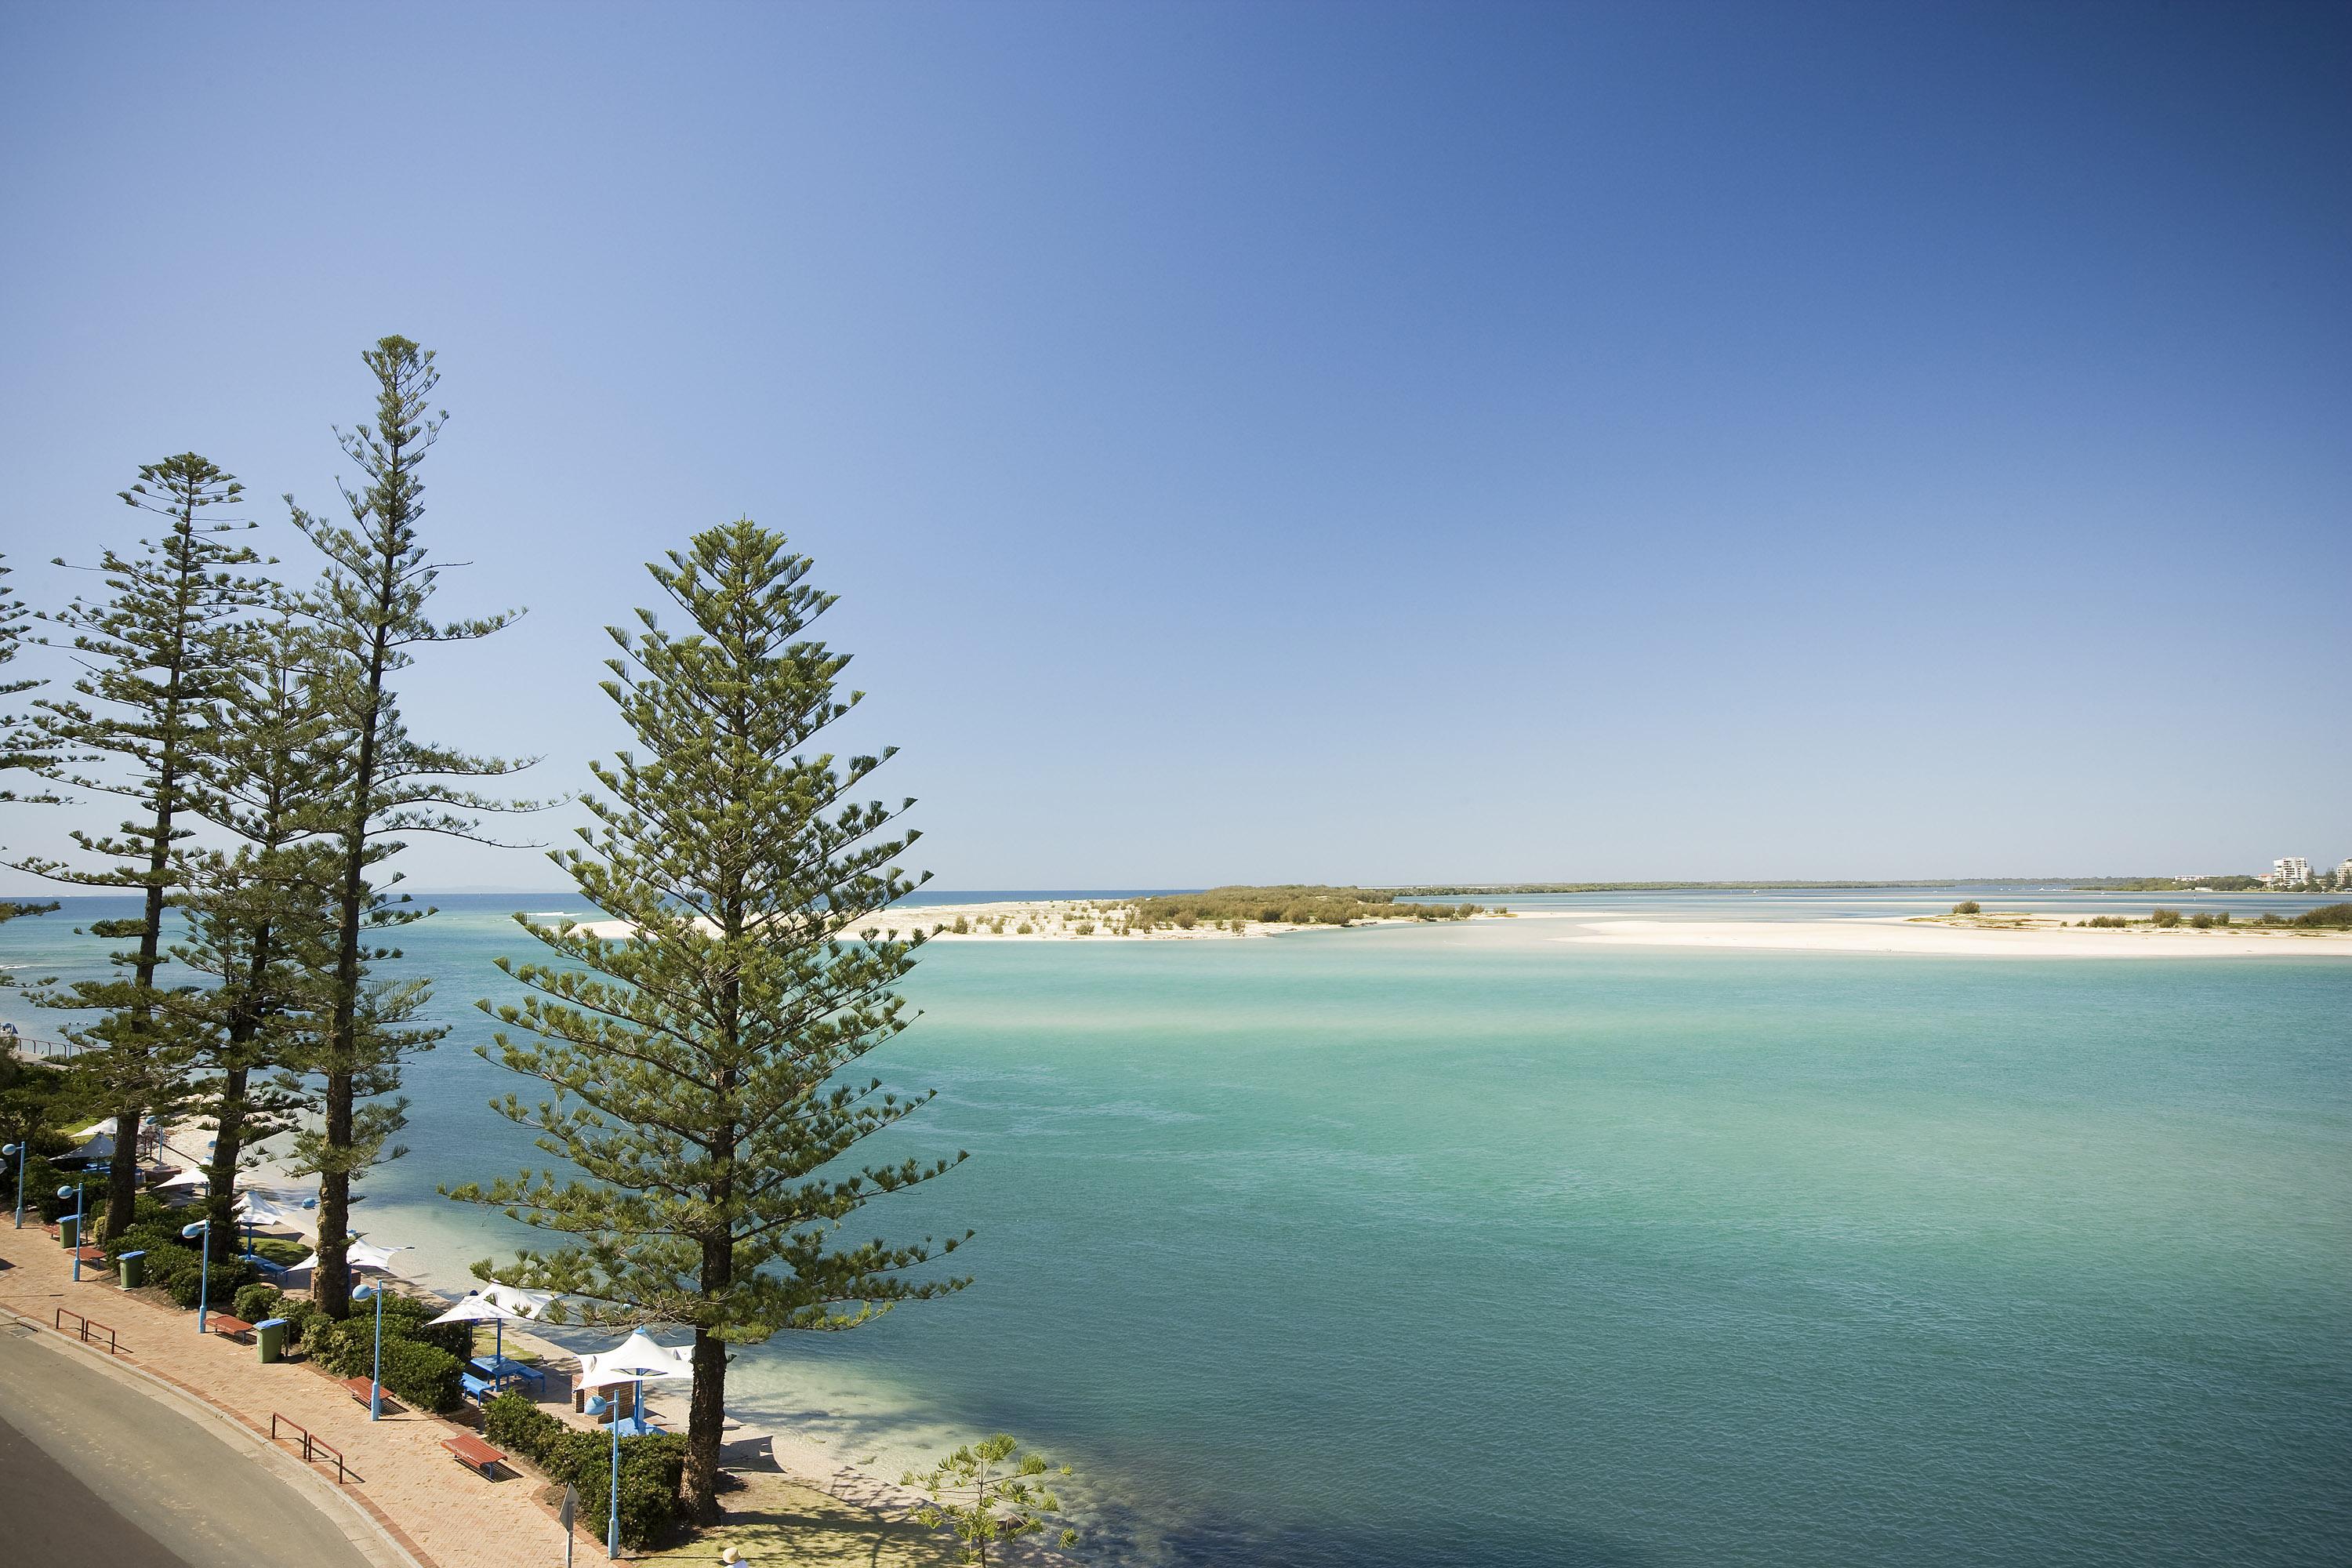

left=341, top=1376, right=401, bottom=1414
left=207, top=1313, right=256, bottom=1341
left=441, top=1432, right=506, bottom=1479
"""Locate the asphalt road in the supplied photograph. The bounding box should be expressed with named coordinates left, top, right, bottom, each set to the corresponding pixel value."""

left=0, top=1323, right=380, bottom=1568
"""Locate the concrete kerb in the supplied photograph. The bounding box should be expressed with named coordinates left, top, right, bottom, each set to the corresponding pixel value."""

left=1, top=1301, right=432, bottom=1568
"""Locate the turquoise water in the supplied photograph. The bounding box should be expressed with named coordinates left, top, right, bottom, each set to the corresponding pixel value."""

left=6, top=892, right=2349, bottom=1565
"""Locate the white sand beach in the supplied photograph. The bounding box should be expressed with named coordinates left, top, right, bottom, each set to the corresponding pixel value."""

left=574, top=899, right=1508, bottom=943
left=1560, top=916, right=2352, bottom=958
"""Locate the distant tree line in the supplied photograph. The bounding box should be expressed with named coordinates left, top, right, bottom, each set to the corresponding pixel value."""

left=1127, top=885, right=1482, bottom=927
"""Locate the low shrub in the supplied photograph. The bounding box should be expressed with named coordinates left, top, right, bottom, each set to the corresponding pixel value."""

left=2085, top=916, right=2131, bottom=929
left=2190, top=912, right=2215, bottom=929
left=2150, top=907, right=2181, bottom=927
left=376, top=1294, right=476, bottom=1360
left=235, top=1283, right=285, bottom=1323
left=485, top=1390, right=564, bottom=1457
left=377, top=1338, right=465, bottom=1413
left=2292, top=902, right=2352, bottom=929
left=304, top=1305, right=466, bottom=1411
left=1951, top=900, right=1981, bottom=915
left=7, top=1152, right=67, bottom=1219
left=490, top=1392, right=687, bottom=1547
left=166, top=1254, right=259, bottom=1310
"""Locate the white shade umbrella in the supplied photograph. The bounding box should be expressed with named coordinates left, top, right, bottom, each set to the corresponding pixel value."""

left=481, top=1283, right=556, bottom=1320
left=234, top=1193, right=298, bottom=1227
left=427, top=1290, right=529, bottom=1364
left=293, top=1240, right=403, bottom=1276
left=579, top=1330, right=692, bottom=1391
left=156, top=1167, right=210, bottom=1191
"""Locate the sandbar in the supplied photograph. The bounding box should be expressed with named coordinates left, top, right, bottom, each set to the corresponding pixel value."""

left=1559, top=916, right=2352, bottom=958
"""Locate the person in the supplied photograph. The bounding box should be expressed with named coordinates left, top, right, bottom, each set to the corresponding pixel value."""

left=720, top=1550, right=749, bottom=1565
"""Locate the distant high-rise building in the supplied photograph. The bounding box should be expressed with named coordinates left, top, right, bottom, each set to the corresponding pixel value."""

left=2270, top=856, right=2312, bottom=887
left=2336, top=857, right=2352, bottom=888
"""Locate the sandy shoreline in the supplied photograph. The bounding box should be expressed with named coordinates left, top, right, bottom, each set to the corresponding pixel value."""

left=1559, top=916, right=2352, bottom=958
left=575, top=899, right=1510, bottom=943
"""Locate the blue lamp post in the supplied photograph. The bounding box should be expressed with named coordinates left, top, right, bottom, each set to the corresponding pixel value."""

left=352, top=1280, right=389, bottom=1420
left=3, top=1142, right=24, bottom=1229
left=580, top=1389, right=622, bottom=1558
left=58, top=1184, right=84, bottom=1279
left=179, top=1218, right=212, bottom=1332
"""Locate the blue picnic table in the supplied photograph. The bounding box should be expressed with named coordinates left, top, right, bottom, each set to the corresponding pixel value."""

left=470, top=1354, right=546, bottom=1387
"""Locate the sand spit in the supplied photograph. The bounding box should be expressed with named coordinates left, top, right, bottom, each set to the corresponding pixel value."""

left=571, top=900, right=1509, bottom=943
left=1560, top=916, right=2352, bottom=958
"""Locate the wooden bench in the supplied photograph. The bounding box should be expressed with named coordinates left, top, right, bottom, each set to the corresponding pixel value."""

left=208, top=1314, right=256, bottom=1341
left=441, top=1432, right=506, bottom=1479
left=342, top=1376, right=401, bottom=1414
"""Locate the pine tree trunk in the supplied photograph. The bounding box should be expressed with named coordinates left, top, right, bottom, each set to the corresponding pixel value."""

left=203, top=924, right=273, bottom=1261
left=315, top=1077, right=353, bottom=1318
left=315, top=590, right=390, bottom=1322
left=203, top=1062, right=249, bottom=1262
left=107, top=793, right=176, bottom=1242
left=105, top=1105, right=140, bottom=1240
left=687, top=1319, right=728, bottom=1522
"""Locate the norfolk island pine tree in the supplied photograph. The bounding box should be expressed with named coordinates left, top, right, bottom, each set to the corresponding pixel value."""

left=287, top=336, right=537, bottom=1318
left=446, top=520, right=970, bottom=1520
left=10, top=459, right=271, bottom=1239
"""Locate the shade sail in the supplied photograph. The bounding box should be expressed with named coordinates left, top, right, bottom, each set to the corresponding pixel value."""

left=234, top=1194, right=300, bottom=1227
left=579, top=1330, right=692, bottom=1388
left=481, top=1283, right=557, bottom=1320
left=426, top=1292, right=527, bottom=1327
left=293, top=1240, right=402, bottom=1274
left=156, top=1167, right=210, bottom=1191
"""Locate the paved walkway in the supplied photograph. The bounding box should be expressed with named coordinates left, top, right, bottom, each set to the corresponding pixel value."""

left=0, top=1226, right=575, bottom=1568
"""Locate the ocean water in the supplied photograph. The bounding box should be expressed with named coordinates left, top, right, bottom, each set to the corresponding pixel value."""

left=5, top=891, right=2349, bottom=1566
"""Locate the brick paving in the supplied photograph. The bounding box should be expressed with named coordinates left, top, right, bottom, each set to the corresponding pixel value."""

left=0, top=1224, right=580, bottom=1568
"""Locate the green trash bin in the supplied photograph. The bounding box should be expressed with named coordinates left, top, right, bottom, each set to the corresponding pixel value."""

left=59, top=1214, right=79, bottom=1250
left=118, top=1249, right=146, bottom=1289
left=256, top=1317, right=289, bottom=1364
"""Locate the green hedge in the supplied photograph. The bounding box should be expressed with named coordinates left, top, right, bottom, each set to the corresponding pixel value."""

left=234, top=1283, right=285, bottom=1323
left=482, top=1392, right=686, bottom=1548
left=308, top=1316, right=464, bottom=1412
left=485, top=1390, right=564, bottom=1454
left=165, top=1254, right=258, bottom=1309
left=378, top=1338, right=465, bottom=1413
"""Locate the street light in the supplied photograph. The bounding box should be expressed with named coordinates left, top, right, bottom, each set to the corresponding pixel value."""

left=351, top=1281, right=390, bottom=1420
left=347, top=1250, right=412, bottom=1424
left=2, top=1142, right=24, bottom=1229
left=56, top=1184, right=82, bottom=1279
left=179, top=1218, right=212, bottom=1333
left=579, top=1392, right=623, bottom=1559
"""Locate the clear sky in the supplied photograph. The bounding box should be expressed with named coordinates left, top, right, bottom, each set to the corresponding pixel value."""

left=2, top=2, right=2346, bottom=891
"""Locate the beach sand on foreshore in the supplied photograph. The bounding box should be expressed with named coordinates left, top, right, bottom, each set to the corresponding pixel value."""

left=641, top=1468, right=958, bottom=1565
left=1560, top=916, right=2352, bottom=958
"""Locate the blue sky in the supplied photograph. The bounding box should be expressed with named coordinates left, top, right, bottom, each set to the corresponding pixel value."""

left=2, top=2, right=2345, bottom=891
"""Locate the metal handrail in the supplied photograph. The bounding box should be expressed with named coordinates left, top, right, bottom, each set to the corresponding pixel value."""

left=270, top=1411, right=347, bottom=1483
left=53, top=1307, right=122, bottom=1356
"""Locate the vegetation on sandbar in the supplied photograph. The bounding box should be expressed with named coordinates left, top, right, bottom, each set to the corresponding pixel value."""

left=1127, top=885, right=1482, bottom=928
